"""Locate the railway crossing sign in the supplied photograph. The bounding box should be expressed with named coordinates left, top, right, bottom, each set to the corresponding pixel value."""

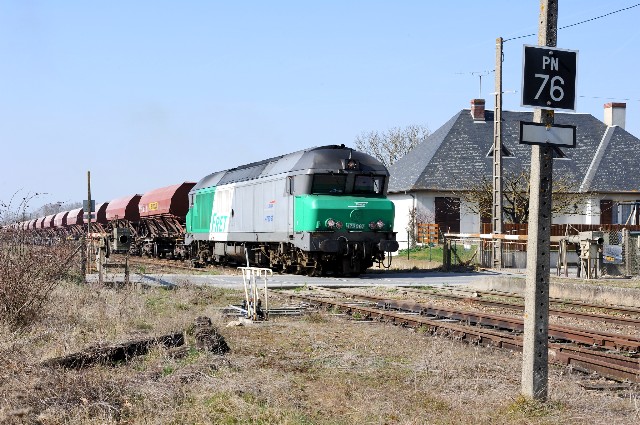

left=519, top=121, right=576, bottom=148
left=83, top=199, right=95, bottom=212
left=521, top=45, right=578, bottom=111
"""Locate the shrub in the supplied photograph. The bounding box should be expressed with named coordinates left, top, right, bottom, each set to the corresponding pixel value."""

left=0, top=229, right=80, bottom=328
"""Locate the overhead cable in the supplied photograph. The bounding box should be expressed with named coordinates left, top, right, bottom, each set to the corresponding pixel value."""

left=504, top=3, right=640, bottom=42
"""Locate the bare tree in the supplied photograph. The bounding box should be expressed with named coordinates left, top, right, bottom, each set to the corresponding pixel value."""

left=355, top=124, right=429, bottom=168
left=31, top=201, right=81, bottom=218
left=0, top=191, right=45, bottom=225
left=454, top=169, right=585, bottom=224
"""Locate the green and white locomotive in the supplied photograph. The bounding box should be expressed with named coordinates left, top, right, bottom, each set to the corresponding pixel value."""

left=185, top=145, right=399, bottom=275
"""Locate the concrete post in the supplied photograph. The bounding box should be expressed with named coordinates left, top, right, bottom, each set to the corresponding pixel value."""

left=492, top=37, right=504, bottom=269
left=522, top=0, right=557, bottom=401
left=623, top=228, right=631, bottom=276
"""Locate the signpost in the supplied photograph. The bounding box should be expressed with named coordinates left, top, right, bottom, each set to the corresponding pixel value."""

left=521, top=0, right=578, bottom=402
left=86, top=171, right=92, bottom=276
left=83, top=200, right=96, bottom=214
left=519, top=122, right=576, bottom=148
left=521, top=45, right=578, bottom=111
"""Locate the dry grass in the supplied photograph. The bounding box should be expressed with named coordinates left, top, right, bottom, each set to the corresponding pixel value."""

left=0, top=281, right=638, bottom=424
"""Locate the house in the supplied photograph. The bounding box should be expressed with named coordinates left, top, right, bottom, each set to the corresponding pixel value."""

left=388, top=99, right=640, bottom=240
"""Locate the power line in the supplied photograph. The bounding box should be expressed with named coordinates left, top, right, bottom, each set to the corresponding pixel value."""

left=578, top=95, right=640, bottom=102
left=504, top=3, right=640, bottom=42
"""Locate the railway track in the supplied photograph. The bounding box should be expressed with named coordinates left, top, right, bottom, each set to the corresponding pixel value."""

left=395, top=286, right=640, bottom=327
left=283, top=287, right=640, bottom=383
left=317, top=287, right=640, bottom=351
left=111, top=255, right=222, bottom=273
left=435, top=286, right=640, bottom=316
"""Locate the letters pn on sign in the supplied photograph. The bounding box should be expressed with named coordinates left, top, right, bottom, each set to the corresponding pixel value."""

left=542, top=55, right=558, bottom=71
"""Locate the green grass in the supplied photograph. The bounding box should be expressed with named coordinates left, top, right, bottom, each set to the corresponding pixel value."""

left=397, top=245, right=444, bottom=262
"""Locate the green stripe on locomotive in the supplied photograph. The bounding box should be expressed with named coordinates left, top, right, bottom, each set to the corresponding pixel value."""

left=186, top=186, right=216, bottom=234
left=294, top=195, right=394, bottom=232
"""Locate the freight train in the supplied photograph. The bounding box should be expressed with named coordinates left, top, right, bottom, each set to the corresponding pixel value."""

left=7, top=145, right=399, bottom=276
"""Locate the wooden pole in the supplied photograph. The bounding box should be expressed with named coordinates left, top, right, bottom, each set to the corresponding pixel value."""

left=87, top=171, right=92, bottom=274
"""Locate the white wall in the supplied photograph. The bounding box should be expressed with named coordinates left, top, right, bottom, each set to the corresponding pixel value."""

left=391, top=190, right=640, bottom=240
left=390, top=191, right=481, bottom=238
left=460, top=200, right=480, bottom=233
left=553, top=195, right=640, bottom=225
left=388, top=194, right=414, bottom=248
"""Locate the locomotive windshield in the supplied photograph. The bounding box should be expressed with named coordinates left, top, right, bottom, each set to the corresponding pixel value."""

left=311, top=174, right=385, bottom=195
left=311, top=174, right=347, bottom=194
left=353, top=175, right=385, bottom=194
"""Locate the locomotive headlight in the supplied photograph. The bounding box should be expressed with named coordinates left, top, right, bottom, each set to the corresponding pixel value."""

left=326, top=218, right=336, bottom=229
left=335, top=221, right=343, bottom=230
left=376, top=220, right=385, bottom=229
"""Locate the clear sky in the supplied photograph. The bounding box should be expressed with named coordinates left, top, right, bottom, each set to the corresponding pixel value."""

left=1, top=1, right=639, bottom=212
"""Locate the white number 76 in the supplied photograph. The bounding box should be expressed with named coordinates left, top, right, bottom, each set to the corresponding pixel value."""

left=534, top=74, right=565, bottom=102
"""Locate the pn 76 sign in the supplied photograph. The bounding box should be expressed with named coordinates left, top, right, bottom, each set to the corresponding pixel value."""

left=521, top=45, right=578, bottom=111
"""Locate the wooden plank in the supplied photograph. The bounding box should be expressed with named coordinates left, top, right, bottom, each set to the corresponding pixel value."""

left=42, top=332, right=184, bottom=369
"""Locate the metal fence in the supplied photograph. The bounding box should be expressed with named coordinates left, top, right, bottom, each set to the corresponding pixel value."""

left=0, top=229, right=86, bottom=279
left=594, top=228, right=640, bottom=277
left=444, top=237, right=527, bottom=270
left=629, top=232, right=640, bottom=276
left=444, top=228, right=640, bottom=277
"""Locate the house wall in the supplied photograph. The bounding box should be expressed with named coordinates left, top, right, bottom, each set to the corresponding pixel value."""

left=391, top=191, right=640, bottom=238
left=390, top=192, right=479, bottom=239
left=554, top=195, right=640, bottom=225
left=594, top=194, right=640, bottom=225
left=460, top=200, right=480, bottom=233
left=389, top=194, right=414, bottom=249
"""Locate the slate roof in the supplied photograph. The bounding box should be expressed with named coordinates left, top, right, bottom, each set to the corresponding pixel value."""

left=388, top=108, right=640, bottom=194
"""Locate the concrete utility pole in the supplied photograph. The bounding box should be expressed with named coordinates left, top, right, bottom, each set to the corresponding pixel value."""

left=522, top=0, right=557, bottom=401
left=492, top=37, right=504, bottom=269
left=87, top=171, right=92, bottom=275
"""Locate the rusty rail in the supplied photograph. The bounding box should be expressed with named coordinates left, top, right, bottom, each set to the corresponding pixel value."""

left=315, top=288, right=640, bottom=352
left=286, top=291, right=639, bottom=383
left=397, top=287, right=640, bottom=327
left=427, top=287, right=640, bottom=316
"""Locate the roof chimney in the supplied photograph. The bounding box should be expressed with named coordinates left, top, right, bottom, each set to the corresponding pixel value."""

left=604, top=102, right=626, bottom=129
left=470, top=99, right=485, bottom=121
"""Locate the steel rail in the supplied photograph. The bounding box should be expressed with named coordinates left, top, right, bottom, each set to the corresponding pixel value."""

left=414, top=286, right=640, bottom=316
left=311, top=287, right=640, bottom=352
left=395, top=286, right=640, bottom=327
left=285, top=292, right=639, bottom=383
left=118, top=255, right=205, bottom=272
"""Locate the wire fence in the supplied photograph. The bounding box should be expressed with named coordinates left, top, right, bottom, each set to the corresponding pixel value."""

left=0, top=229, right=86, bottom=279
left=444, top=229, right=640, bottom=277
left=446, top=238, right=528, bottom=269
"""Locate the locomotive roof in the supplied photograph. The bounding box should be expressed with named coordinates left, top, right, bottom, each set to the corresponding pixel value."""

left=192, top=145, right=388, bottom=191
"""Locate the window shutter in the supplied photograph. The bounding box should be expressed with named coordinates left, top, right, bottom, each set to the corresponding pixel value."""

left=600, top=200, right=613, bottom=224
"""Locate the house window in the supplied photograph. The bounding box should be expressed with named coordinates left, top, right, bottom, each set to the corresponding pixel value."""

left=602, top=201, right=640, bottom=225
left=619, top=203, right=639, bottom=225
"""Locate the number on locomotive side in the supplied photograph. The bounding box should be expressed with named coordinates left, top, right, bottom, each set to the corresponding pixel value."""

left=534, top=74, right=565, bottom=102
